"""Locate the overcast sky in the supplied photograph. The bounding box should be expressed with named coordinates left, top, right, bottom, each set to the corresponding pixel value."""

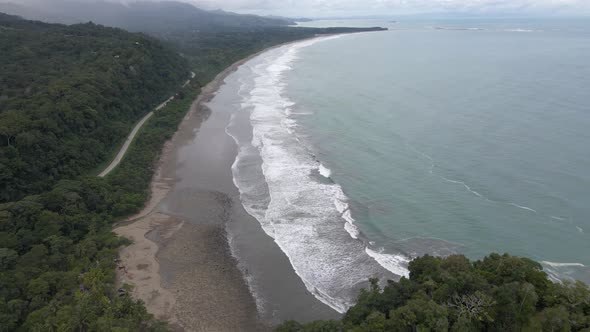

left=12, top=0, right=590, bottom=17
left=187, top=0, right=590, bottom=17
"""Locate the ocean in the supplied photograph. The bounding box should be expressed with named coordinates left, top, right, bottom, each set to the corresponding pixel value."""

left=218, top=18, right=590, bottom=315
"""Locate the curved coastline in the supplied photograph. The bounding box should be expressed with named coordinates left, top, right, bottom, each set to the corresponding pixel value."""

left=113, top=37, right=347, bottom=330
left=224, top=35, right=413, bottom=314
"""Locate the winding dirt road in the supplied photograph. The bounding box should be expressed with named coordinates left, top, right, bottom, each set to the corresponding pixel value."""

left=98, top=72, right=195, bottom=178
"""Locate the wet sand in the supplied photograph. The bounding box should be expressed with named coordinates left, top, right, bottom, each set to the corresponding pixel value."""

left=115, top=41, right=339, bottom=331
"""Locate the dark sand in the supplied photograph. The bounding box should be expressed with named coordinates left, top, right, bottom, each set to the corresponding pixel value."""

left=116, top=41, right=339, bottom=332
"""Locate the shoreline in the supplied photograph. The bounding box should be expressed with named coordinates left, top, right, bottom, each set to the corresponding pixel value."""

left=114, top=50, right=270, bottom=330
left=114, top=37, right=340, bottom=331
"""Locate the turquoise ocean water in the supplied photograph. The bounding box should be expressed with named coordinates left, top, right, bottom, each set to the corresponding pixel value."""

left=227, top=18, right=590, bottom=313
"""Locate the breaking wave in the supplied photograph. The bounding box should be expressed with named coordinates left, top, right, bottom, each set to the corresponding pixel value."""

left=226, top=37, right=410, bottom=313
left=541, top=261, right=587, bottom=283
left=542, top=261, right=585, bottom=268
left=319, top=163, right=332, bottom=178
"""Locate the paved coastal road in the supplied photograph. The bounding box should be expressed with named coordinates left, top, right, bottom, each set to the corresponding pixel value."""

left=98, top=72, right=195, bottom=177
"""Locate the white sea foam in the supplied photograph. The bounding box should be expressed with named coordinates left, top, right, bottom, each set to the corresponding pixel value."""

left=366, top=247, right=410, bottom=278
left=503, top=29, right=539, bottom=33
left=438, top=170, right=554, bottom=221
left=319, top=163, right=332, bottom=178
left=407, top=144, right=435, bottom=174
left=544, top=268, right=563, bottom=283
left=509, top=203, right=538, bottom=213
left=333, top=193, right=360, bottom=239
left=227, top=35, right=404, bottom=313
left=342, top=210, right=360, bottom=239
left=541, top=261, right=585, bottom=268
left=541, top=261, right=587, bottom=283
left=344, top=221, right=360, bottom=239
left=576, top=226, right=584, bottom=233
left=442, top=177, right=488, bottom=200
left=435, top=26, right=484, bottom=31
left=333, top=198, right=348, bottom=214
left=282, top=118, right=297, bottom=134
left=412, top=145, right=551, bottom=221
left=342, top=209, right=354, bottom=223
left=334, top=197, right=361, bottom=240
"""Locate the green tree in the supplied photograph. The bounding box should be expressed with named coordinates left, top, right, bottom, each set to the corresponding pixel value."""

left=279, top=254, right=590, bottom=332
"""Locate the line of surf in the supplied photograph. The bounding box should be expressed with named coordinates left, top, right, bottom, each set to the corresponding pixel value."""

left=225, top=36, right=410, bottom=313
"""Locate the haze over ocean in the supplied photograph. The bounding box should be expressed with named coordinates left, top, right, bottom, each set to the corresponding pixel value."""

left=225, top=18, right=590, bottom=311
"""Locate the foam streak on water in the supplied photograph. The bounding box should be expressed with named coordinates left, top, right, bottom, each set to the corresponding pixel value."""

left=541, top=261, right=587, bottom=283
left=227, top=37, right=410, bottom=313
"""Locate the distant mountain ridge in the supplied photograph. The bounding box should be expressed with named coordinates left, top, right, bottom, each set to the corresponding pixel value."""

left=0, top=0, right=296, bottom=33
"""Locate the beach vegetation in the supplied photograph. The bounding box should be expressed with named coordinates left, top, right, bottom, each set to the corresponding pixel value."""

left=0, top=11, right=374, bottom=331
left=0, top=10, right=389, bottom=331
left=278, top=253, right=590, bottom=331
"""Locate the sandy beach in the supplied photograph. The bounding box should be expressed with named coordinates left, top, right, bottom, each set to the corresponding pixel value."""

left=114, top=55, right=270, bottom=331
left=114, top=41, right=339, bottom=331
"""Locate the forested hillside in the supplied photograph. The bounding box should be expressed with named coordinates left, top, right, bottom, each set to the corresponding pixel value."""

left=0, top=85, right=198, bottom=331
left=0, top=12, right=330, bottom=330
left=279, top=254, right=590, bottom=332
left=0, top=9, right=391, bottom=331
left=0, top=15, right=195, bottom=330
left=164, top=26, right=388, bottom=86
left=0, top=13, right=188, bottom=202
left=3, top=5, right=586, bottom=332
left=0, top=0, right=295, bottom=32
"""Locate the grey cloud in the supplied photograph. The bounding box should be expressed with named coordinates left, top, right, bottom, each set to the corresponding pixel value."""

left=189, top=0, right=590, bottom=16
left=7, top=0, right=590, bottom=16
